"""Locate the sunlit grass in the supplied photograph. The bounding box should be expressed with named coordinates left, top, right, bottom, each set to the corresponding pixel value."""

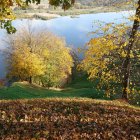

left=0, top=77, right=105, bottom=100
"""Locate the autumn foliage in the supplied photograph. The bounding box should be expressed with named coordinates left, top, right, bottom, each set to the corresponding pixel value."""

left=5, top=26, right=73, bottom=87
left=79, top=23, right=140, bottom=98
left=0, top=98, right=140, bottom=139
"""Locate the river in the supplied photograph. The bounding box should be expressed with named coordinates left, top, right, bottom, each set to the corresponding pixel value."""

left=0, top=10, right=135, bottom=79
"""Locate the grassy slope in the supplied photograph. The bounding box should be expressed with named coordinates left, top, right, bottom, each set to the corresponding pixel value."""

left=0, top=77, right=106, bottom=100
left=0, top=98, right=139, bottom=139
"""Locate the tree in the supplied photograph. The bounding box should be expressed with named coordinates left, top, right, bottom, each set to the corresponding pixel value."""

left=0, top=0, right=75, bottom=33
left=32, top=32, right=73, bottom=88
left=1, top=0, right=140, bottom=95
left=79, top=0, right=140, bottom=100
left=0, top=0, right=75, bottom=20
left=78, top=22, right=140, bottom=99
left=6, top=32, right=45, bottom=83
left=5, top=25, right=73, bottom=87
left=122, top=0, right=140, bottom=100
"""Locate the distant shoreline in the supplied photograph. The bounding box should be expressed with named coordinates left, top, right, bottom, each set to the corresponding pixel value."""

left=15, top=6, right=134, bottom=20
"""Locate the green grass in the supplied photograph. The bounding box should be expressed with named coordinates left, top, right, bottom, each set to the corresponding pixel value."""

left=0, top=77, right=107, bottom=100
left=0, top=75, right=139, bottom=107
left=0, top=76, right=139, bottom=107
left=0, top=78, right=139, bottom=139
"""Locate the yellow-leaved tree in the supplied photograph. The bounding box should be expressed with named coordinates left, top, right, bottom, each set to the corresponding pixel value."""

left=79, top=0, right=140, bottom=101
left=79, top=23, right=140, bottom=100
left=31, top=31, right=73, bottom=88
left=6, top=33, right=45, bottom=83
left=5, top=25, right=73, bottom=87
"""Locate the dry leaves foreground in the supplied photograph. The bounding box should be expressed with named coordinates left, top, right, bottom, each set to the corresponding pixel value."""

left=0, top=98, right=140, bottom=140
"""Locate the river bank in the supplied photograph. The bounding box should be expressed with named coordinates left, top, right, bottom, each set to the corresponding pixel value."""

left=15, top=6, right=134, bottom=20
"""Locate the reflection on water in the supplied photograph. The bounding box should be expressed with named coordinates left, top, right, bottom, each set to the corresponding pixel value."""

left=0, top=11, right=134, bottom=78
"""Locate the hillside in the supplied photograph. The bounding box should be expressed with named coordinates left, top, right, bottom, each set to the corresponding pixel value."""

left=0, top=98, right=139, bottom=139
left=0, top=78, right=105, bottom=100
left=0, top=77, right=139, bottom=106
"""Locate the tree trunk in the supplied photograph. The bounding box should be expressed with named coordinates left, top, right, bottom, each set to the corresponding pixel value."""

left=29, top=77, right=32, bottom=84
left=122, top=0, right=140, bottom=100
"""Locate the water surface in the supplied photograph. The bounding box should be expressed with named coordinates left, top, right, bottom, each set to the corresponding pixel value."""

left=0, top=11, right=135, bottom=78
